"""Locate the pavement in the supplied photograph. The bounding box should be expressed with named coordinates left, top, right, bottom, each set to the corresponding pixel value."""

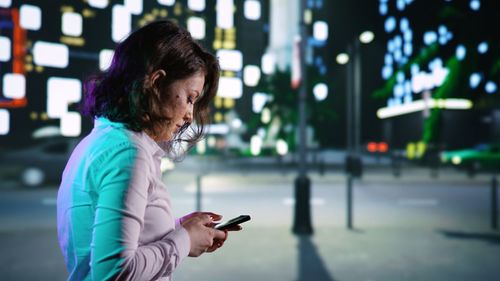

left=1, top=161, right=500, bottom=281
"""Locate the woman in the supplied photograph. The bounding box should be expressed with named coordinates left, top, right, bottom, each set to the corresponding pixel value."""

left=57, top=20, right=235, bottom=281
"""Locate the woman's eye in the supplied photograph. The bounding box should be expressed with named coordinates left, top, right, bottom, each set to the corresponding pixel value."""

left=187, top=97, right=194, bottom=104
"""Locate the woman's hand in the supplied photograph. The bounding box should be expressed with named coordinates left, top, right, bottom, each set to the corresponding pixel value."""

left=180, top=212, right=226, bottom=257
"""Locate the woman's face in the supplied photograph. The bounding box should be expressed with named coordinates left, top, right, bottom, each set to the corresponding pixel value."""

left=157, top=71, right=205, bottom=142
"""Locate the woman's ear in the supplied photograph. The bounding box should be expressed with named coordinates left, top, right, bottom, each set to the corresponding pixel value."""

left=150, top=69, right=167, bottom=87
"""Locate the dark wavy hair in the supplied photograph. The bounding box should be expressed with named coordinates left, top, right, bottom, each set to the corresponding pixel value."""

left=82, top=20, right=219, bottom=159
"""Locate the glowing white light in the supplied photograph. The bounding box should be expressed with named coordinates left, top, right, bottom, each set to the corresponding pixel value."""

left=99, top=49, right=114, bottom=71
left=196, top=138, right=206, bottom=154
left=20, top=5, right=41, bottom=31
left=88, top=0, right=108, bottom=8
left=0, top=109, right=9, bottom=135
left=124, top=0, right=143, bottom=15
left=394, top=84, right=404, bottom=98
left=261, top=53, right=276, bottom=74
left=244, top=0, right=261, bottom=20
left=456, top=45, right=466, bottom=60
left=0, top=36, right=11, bottom=62
left=477, top=42, right=488, bottom=54
left=217, top=49, right=243, bottom=71
left=377, top=99, right=473, bottom=119
left=469, top=73, right=481, bottom=89
left=411, top=64, right=420, bottom=75
left=112, top=5, right=131, bottom=43
left=384, top=17, right=396, bottom=33
left=336, top=53, right=349, bottom=65
left=158, top=0, right=175, bottom=5
left=261, top=107, right=271, bottom=124
left=60, top=112, right=81, bottom=137
left=3, top=73, right=25, bottom=99
left=231, top=118, right=242, bottom=129
left=62, top=12, right=82, bottom=37
left=47, top=77, right=82, bottom=118
left=313, top=21, right=328, bottom=41
left=313, top=83, right=328, bottom=101
left=252, top=92, right=268, bottom=113
left=216, top=0, right=234, bottom=29
left=0, top=0, right=11, bottom=8
left=359, top=31, right=374, bottom=44
left=217, top=77, right=242, bottom=99
left=470, top=0, right=480, bottom=10
left=243, top=65, right=261, bottom=87
left=394, top=35, right=402, bottom=48
left=485, top=81, right=497, bottom=94
left=438, top=25, right=447, bottom=36
left=250, top=135, right=262, bottom=156
left=207, top=124, right=229, bottom=134
left=431, top=65, right=449, bottom=87
left=276, top=139, right=288, bottom=156
left=187, top=17, right=206, bottom=39
left=452, top=156, right=462, bottom=165
left=423, top=31, right=437, bottom=45
left=188, top=0, right=205, bottom=11
left=33, top=41, right=69, bottom=68
left=404, top=30, right=413, bottom=42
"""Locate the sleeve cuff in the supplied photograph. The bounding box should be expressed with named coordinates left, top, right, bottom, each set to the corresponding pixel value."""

left=165, top=226, right=190, bottom=259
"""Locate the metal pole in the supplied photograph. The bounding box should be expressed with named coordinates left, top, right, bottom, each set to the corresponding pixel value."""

left=196, top=175, right=202, bottom=212
left=292, top=0, right=313, bottom=235
left=346, top=44, right=353, bottom=154
left=492, top=175, right=498, bottom=229
left=353, top=40, right=362, bottom=155
left=347, top=175, right=353, bottom=229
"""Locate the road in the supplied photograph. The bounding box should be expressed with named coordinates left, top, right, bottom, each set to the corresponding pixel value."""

left=0, top=166, right=499, bottom=281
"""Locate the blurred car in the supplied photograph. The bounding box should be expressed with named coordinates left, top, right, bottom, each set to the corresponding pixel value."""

left=0, top=137, right=80, bottom=187
left=440, top=144, right=500, bottom=176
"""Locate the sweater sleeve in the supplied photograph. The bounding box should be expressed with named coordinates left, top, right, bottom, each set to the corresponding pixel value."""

left=90, top=143, right=190, bottom=281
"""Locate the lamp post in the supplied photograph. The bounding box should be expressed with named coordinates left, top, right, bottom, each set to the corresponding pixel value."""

left=292, top=0, right=313, bottom=235
left=342, top=31, right=374, bottom=229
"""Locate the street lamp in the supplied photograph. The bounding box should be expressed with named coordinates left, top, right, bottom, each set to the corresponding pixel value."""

left=342, top=30, right=375, bottom=229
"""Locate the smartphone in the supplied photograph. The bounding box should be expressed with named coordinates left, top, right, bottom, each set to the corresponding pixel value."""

left=215, top=215, right=251, bottom=230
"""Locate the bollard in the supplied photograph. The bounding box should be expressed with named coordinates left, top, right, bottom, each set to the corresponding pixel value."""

left=492, top=176, right=498, bottom=229
left=196, top=175, right=202, bottom=212
left=347, top=175, right=353, bottom=229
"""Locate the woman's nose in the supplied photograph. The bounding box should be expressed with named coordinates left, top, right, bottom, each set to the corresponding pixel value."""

left=183, top=108, right=193, bottom=123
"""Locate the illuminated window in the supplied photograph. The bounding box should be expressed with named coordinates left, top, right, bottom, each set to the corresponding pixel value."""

left=313, top=21, right=328, bottom=41
left=124, top=0, right=143, bottom=15
left=217, top=0, right=234, bottom=29
left=47, top=77, right=82, bottom=118
left=243, top=65, right=261, bottom=87
left=99, top=49, right=114, bottom=71
left=0, top=0, right=11, bottom=8
left=188, top=0, right=205, bottom=11
left=33, top=41, right=69, bottom=68
left=112, top=5, right=131, bottom=43
left=62, top=12, right=83, bottom=37
left=0, top=109, right=9, bottom=135
left=0, top=36, right=10, bottom=62
left=313, top=83, right=328, bottom=101
left=20, top=4, right=42, bottom=31
left=60, top=112, right=81, bottom=137
left=187, top=17, right=206, bottom=40
left=3, top=73, right=25, bottom=99
left=217, top=77, right=242, bottom=99
left=158, top=0, right=175, bottom=6
left=88, top=0, right=108, bottom=8
left=252, top=92, right=267, bottom=113
left=261, top=53, right=276, bottom=74
left=217, top=49, right=243, bottom=71
left=244, top=0, right=261, bottom=20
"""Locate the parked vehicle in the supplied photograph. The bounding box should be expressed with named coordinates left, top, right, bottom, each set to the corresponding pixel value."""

left=440, top=144, right=500, bottom=176
left=0, top=137, right=80, bottom=187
